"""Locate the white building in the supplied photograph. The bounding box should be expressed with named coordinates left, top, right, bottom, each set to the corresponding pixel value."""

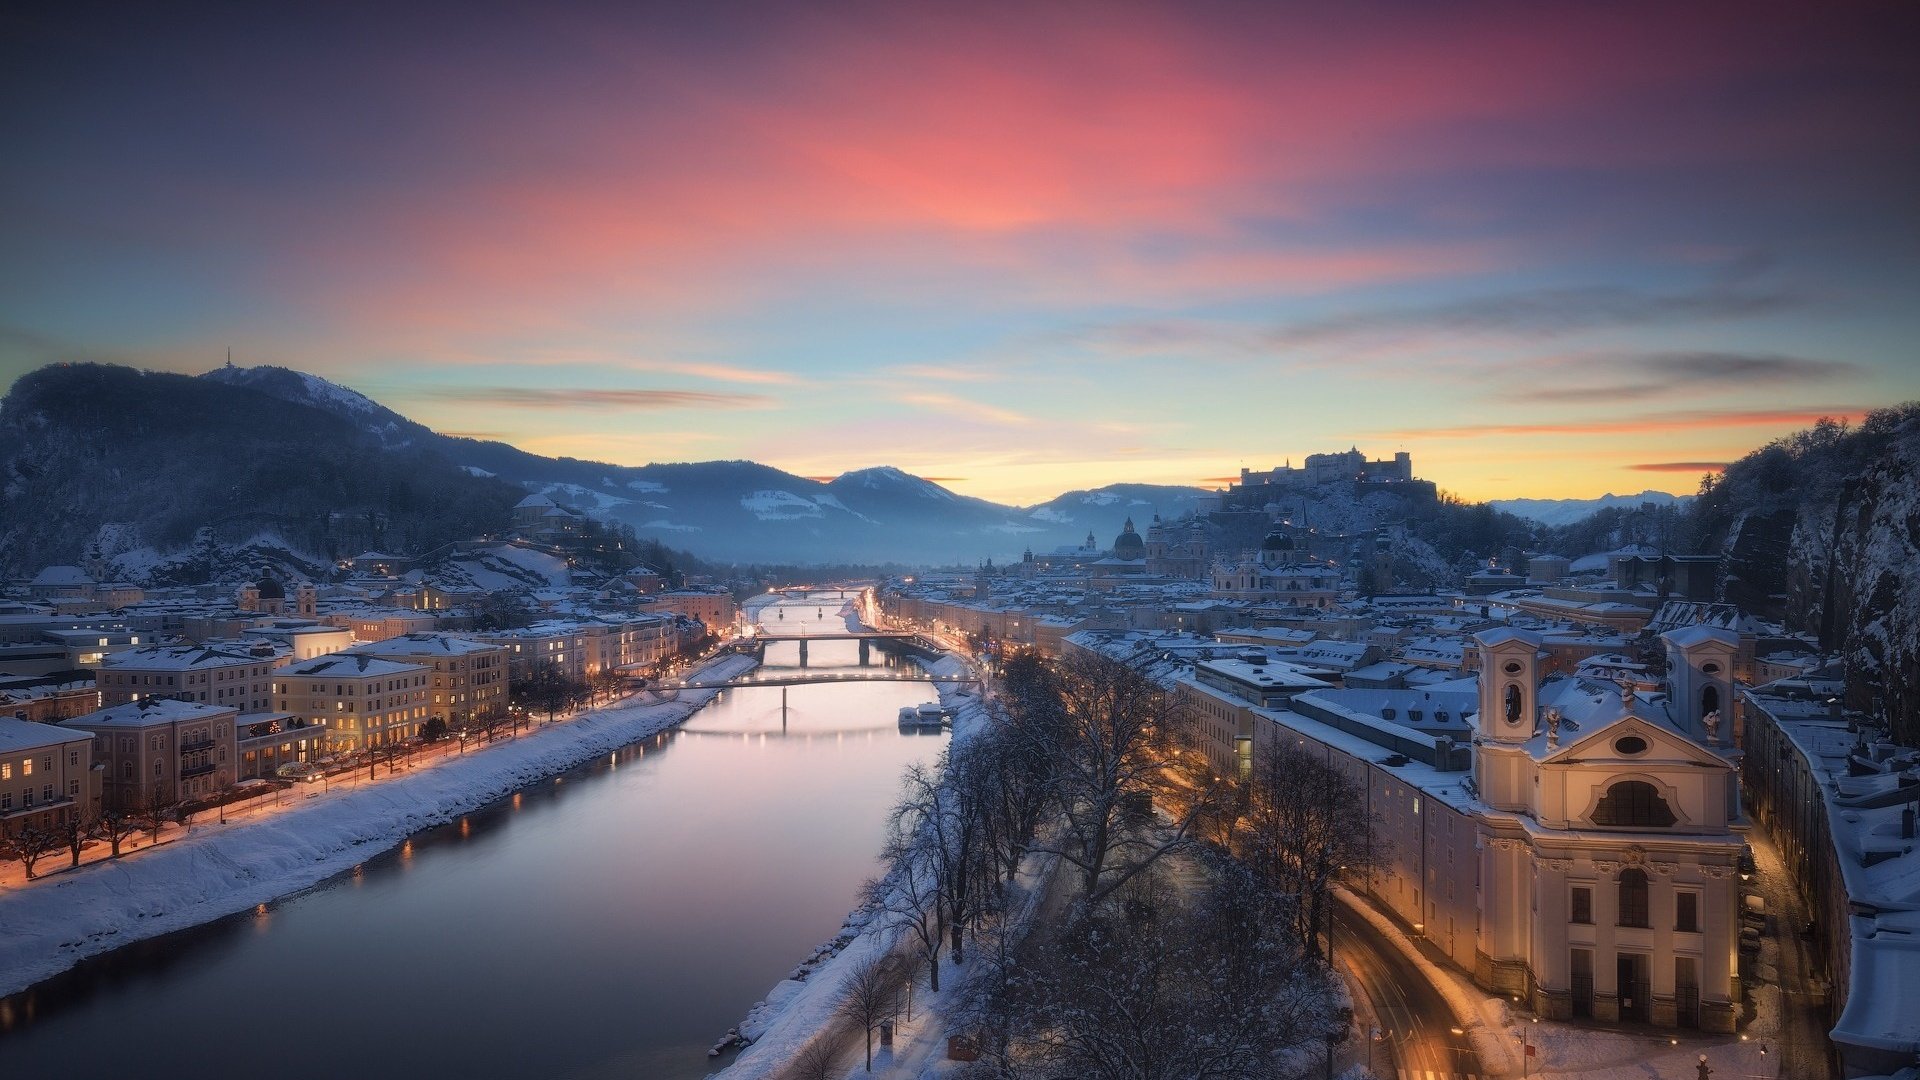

left=1254, top=626, right=1748, bottom=1031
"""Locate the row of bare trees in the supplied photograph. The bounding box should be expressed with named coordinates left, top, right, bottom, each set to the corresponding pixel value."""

left=1, top=805, right=165, bottom=880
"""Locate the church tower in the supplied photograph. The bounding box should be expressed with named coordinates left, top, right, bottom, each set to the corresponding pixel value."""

left=1473, top=627, right=1543, bottom=811
left=1661, top=624, right=1739, bottom=746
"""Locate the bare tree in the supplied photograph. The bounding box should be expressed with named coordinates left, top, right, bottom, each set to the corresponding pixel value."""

left=970, top=662, right=1064, bottom=890
left=1, top=823, right=60, bottom=880
left=834, top=953, right=901, bottom=1073
left=92, top=806, right=143, bottom=858
left=784, top=1038, right=845, bottom=1080
left=868, top=827, right=946, bottom=992
left=55, top=811, right=93, bottom=869
left=1236, top=739, right=1381, bottom=954
left=895, top=753, right=993, bottom=967
left=1032, top=651, right=1219, bottom=908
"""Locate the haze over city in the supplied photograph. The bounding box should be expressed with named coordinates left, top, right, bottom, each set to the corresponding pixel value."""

left=5, top=2, right=1919, bottom=503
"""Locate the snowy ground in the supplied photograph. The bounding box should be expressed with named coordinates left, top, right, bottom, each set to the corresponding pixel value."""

left=0, top=652, right=756, bottom=1000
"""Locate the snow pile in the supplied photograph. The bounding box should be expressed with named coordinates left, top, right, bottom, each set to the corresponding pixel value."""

left=0, top=653, right=756, bottom=999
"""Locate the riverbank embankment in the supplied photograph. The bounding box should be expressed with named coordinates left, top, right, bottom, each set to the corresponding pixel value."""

left=0, top=652, right=758, bottom=999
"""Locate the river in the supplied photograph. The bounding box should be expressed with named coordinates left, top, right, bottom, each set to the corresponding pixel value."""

left=0, top=590, right=946, bottom=1079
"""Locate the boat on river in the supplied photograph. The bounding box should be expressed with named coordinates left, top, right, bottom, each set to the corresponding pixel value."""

left=897, top=702, right=946, bottom=729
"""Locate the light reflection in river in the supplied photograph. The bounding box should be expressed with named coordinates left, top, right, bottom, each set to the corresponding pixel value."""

left=0, top=590, right=944, bottom=1080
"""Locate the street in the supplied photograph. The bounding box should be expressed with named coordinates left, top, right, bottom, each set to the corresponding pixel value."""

left=1335, top=905, right=1487, bottom=1080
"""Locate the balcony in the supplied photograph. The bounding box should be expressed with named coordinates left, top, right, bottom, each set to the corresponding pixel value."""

left=180, top=761, right=217, bottom=779
left=179, top=738, right=215, bottom=753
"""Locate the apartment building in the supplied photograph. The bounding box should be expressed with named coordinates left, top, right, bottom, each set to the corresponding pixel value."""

left=0, top=716, right=101, bottom=830
left=95, top=642, right=286, bottom=712
left=344, top=633, right=508, bottom=731
left=273, top=653, right=430, bottom=752
left=65, top=698, right=239, bottom=810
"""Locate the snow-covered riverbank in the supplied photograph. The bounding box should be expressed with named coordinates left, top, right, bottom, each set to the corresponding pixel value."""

left=713, top=647, right=992, bottom=1078
left=0, top=652, right=757, bottom=1000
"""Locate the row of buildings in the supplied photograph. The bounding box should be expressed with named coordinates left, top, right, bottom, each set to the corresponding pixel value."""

left=3, top=553, right=740, bottom=830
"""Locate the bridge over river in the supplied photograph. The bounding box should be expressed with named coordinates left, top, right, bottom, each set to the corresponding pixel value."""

left=735, top=628, right=943, bottom=667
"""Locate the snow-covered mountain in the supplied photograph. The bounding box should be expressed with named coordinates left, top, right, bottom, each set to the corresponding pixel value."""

left=1493, top=490, right=1691, bottom=527
left=200, top=363, right=429, bottom=449
left=42, top=364, right=1211, bottom=565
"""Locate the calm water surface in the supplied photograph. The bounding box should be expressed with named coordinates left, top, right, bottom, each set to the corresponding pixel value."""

left=0, top=592, right=945, bottom=1079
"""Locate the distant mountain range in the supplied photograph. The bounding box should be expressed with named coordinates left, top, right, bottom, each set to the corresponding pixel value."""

left=0, top=363, right=1211, bottom=572
left=1491, top=490, right=1692, bottom=528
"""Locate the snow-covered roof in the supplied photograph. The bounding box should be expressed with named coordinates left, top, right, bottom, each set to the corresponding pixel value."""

left=0, top=716, right=89, bottom=754
left=69, top=698, right=238, bottom=728
left=96, top=644, right=270, bottom=671
left=1660, top=623, right=1740, bottom=650
left=1474, top=626, right=1543, bottom=650
left=348, top=633, right=503, bottom=658
left=276, top=654, right=426, bottom=679
left=30, top=565, right=95, bottom=587
left=514, top=493, right=556, bottom=509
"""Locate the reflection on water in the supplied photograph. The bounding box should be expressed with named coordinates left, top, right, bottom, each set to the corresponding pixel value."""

left=0, top=591, right=943, bottom=1080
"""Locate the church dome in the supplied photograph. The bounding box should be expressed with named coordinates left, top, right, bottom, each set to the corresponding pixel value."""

left=1261, top=530, right=1294, bottom=552
left=1112, top=518, right=1146, bottom=560
left=254, top=575, right=285, bottom=600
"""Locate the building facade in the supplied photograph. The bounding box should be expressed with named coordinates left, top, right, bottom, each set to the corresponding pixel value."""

left=0, top=716, right=101, bottom=831
left=95, top=643, right=284, bottom=712
left=66, top=698, right=239, bottom=810
left=345, top=633, right=509, bottom=732
left=273, top=654, right=430, bottom=752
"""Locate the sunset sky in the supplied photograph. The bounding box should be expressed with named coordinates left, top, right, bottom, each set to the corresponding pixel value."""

left=3, top=2, right=1916, bottom=505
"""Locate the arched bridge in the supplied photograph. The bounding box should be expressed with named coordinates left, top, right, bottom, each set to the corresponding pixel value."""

left=741, top=629, right=940, bottom=667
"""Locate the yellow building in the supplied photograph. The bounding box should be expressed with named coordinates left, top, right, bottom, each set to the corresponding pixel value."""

left=273, top=653, right=430, bottom=752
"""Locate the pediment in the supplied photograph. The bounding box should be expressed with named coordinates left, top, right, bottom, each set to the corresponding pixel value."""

left=1543, top=712, right=1727, bottom=771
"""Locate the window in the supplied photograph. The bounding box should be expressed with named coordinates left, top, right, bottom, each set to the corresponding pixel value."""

left=1676, top=891, right=1699, bottom=933
left=1617, top=869, right=1650, bottom=928
left=1593, top=781, right=1677, bottom=828
left=0, top=763, right=9, bottom=780
left=1504, top=684, right=1523, bottom=725
left=1570, top=886, right=1593, bottom=924
left=68, top=780, right=79, bottom=797
left=0, top=792, right=9, bottom=811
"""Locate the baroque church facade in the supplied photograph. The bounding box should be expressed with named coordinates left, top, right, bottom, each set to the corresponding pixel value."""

left=1467, top=626, right=1747, bottom=1030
